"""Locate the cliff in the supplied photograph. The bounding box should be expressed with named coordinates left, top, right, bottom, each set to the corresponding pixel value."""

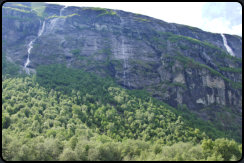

left=2, top=2, right=242, bottom=138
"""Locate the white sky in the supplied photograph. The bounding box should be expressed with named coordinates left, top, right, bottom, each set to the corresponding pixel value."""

left=47, top=2, right=242, bottom=36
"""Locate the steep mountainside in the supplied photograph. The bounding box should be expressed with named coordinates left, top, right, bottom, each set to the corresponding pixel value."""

left=2, top=2, right=242, bottom=142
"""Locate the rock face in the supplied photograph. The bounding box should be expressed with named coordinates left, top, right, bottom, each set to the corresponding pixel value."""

left=2, top=2, right=242, bottom=133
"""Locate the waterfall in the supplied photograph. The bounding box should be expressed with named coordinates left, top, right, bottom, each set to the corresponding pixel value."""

left=24, top=6, right=67, bottom=74
left=120, top=16, right=130, bottom=87
left=121, top=40, right=131, bottom=87
left=121, top=39, right=126, bottom=86
left=25, top=40, right=34, bottom=65
left=24, top=20, right=46, bottom=74
left=221, top=33, right=235, bottom=56
left=60, top=6, right=68, bottom=16
left=50, top=6, right=67, bottom=31
left=38, top=21, right=46, bottom=37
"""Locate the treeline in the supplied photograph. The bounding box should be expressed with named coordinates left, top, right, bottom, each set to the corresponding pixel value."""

left=2, top=64, right=242, bottom=161
left=2, top=129, right=242, bottom=161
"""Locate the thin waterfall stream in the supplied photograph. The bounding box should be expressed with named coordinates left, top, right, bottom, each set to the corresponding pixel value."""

left=120, top=16, right=130, bottom=87
left=50, top=6, right=67, bottom=31
left=220, top=33, right=235, bottom=56
left=24, top=20, right=46, bottom=74
left=24, top=6, right=67, bottom=74
left=122, top=39, right=127, bottom=86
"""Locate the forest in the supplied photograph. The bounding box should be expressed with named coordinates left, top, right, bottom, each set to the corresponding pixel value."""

left=2, top=59, right=242, bottom=161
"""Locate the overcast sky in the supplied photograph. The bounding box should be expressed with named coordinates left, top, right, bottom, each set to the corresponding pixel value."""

left=47, top=2, right=242, bottom=36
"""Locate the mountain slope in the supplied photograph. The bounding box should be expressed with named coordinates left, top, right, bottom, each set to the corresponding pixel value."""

left=2, top=2, right=242, bottom=141
left=1, top=2, right=242, bottom=161
left=2, top=64, right=242, bottom=161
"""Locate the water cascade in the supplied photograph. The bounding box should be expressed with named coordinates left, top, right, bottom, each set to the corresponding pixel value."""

left=121, top=39, right=127, bottom=86
left=24, top=6, right=68, bottom=74
left=221, top=33, right=235, bottom=56
left=38, top=21, right=46, bottom=37
left=50, top=6, right=67, bottom=31
left=120, top=16, right=131, bottom=87
left=24, top=20, right=46, bottom=74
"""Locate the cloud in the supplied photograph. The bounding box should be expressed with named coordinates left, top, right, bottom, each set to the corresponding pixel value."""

left=202, top=2, right=242, bottom=26
left=201, top=17, right=241, bottom=36
left=201, top=2, right=242, bottom=36
left=231, top=24, right=242, bottom=36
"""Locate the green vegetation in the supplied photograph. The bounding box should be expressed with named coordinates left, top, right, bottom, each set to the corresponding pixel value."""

left=219, top=66, right=242, bottom=73
left=83, top=7, right=108, bottom=12
left=227, top=80, right=242, bottom=90
left=98, top=10, right=117, bottom=17
left=47, top=13, right=80, bottom=19
left=2, top=2, right=242, bottom=160
left=62, top=13, right=79, bottom=18
left=134, top=17, right=150, bottom=22
left=149, top=35, right=167, bottom=51
left=3, top=3, right=46, bottom=18
left=3, top=6, right=31, bottom=13
left=169, top=53, right=242, bottom=90
left=153, top=31, right=233, bottom=58
left=74, top=55, right=90, bottom=61
left=70, top=49, right=81, bottom=55
left=12, top=3, right=31, bottom=8
left=172, top=53, right=219, bottom=74
left=129, top=60, right=154, bottom=70
left=46, top=14, right=59, bottom=19
left=169, top=34, right=201, bottom=45
left=164, top=81, right=187, bottom=89
left=175, top=104, right=241, bottom=142
left=182, top=24, right=200, bottom=31
left=82, top=7, right=117, bottom=17
left=168, top=34, right=222, bottom=51
left=2, top=64, right=242, bottom=161
left=160, top=31, right=241, bottom=67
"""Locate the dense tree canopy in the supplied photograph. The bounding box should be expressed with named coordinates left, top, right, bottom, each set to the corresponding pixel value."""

left=2, top=64, right=242, bottom=161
